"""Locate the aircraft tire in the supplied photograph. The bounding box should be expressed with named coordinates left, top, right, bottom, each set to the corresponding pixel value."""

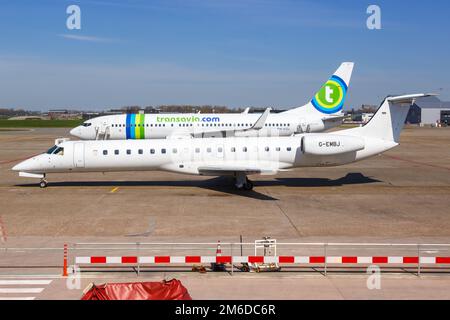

left=243, top=181, right=254, bottom=191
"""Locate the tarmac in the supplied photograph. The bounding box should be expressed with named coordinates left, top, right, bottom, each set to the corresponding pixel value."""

left=0, top=126, right=450, bottom=299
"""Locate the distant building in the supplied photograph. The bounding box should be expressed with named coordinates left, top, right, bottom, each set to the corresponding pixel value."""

left=48, top=109, right=82, bottom=120
left=407, top=96, right=450, bottom=125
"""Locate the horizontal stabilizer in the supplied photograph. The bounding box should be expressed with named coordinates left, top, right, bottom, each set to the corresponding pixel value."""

left=323, top=114, right=346, bottom=123
left=386, top=93, right=438, bottom=104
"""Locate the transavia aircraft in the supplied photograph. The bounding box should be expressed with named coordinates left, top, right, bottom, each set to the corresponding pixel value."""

left=70, top=62, right=354, bottom=140
left=13, top=94, right=432, bottom=190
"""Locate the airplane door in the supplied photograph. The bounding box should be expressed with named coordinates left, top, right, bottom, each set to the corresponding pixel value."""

left=73, top=143, right=85, bottom=168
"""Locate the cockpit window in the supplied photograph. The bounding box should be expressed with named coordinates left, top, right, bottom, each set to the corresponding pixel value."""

left=46, top=145, right=58, bottom=154
left=46, top=145, right=64, bottom=155
left=81, top=122, right=92, bottom=127
left=54, top=147, right=64, bottom=155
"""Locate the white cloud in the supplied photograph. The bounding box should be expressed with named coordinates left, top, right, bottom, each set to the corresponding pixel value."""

left=58, top=34, right=117, bottom=43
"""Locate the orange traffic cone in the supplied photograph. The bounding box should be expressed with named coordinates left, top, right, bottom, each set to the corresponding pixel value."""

left=211, top=240, right=226, bottom=272
left=216, top=240, right=222, bottom=257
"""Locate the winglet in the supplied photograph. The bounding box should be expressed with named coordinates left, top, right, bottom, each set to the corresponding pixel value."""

left=242, top=107, right=251, bottom=114
left=250, top=108, right=271, bottom=130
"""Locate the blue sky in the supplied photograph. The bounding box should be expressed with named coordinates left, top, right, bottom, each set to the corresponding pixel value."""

left=0, top=0, right=449, bottom=111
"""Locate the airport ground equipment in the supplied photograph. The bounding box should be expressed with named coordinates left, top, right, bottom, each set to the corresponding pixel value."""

left=250, top=237, right=280, bottom=272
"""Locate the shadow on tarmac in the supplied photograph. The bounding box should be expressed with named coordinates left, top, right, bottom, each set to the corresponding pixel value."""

left=16, top=173, right=381, bottom=201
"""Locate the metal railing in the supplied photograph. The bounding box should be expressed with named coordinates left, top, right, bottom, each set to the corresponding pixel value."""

left=1, top=242, right=450, bottom=276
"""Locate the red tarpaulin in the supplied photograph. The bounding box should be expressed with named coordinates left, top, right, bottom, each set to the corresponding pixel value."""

left=81, top=279, right=192, bottom=300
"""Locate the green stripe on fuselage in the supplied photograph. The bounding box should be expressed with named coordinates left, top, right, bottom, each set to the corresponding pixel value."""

left=140, top=114, right=145, bottom=139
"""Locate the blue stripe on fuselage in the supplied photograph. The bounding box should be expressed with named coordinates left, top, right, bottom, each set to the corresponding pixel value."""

left=130, top=114, right=136, bottom=139
left=126, top=114, right=131, bottom=139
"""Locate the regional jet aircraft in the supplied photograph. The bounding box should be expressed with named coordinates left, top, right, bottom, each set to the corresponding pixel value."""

left=70, top=62, right=354, bottom=140
left=13, top=94, right=432, bottom=190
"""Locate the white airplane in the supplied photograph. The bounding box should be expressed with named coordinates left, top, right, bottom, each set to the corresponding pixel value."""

left=69, top=62, right=354, bottom=140
left=13, top=94, right=432, bottom=190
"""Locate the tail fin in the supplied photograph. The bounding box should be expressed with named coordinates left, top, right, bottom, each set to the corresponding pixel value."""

left=360, top=94, right=436, bottom=142
left=284, top=62, right=354, bottom=116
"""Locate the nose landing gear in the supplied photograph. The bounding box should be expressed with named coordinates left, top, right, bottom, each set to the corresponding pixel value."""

left=39, top=179, right=48, bottom=188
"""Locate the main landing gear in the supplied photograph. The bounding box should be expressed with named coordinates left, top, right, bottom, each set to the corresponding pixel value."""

left=234, top=173, right=254, bottom=191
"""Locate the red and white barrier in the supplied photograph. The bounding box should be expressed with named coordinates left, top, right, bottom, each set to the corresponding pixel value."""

left=75, top=256, right=450, bottom=265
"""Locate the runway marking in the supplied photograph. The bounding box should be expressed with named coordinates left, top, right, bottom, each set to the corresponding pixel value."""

left=0, top=288, right=44, bottom=293
left=110, top=187, right=119, bottom=193
left=0, top=280, right=52, bottom=285
left=0, top=275, right=60, bottom=278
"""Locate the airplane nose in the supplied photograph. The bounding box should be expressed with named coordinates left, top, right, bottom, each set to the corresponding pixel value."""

left=12, top=158, right=38, bottom=172
left=12, top=159, right=30, bottom=171
left=70, top=127, right=81, bottom=138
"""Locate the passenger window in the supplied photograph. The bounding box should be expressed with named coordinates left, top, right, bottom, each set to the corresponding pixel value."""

left=150, top=149, right=155, bottom=154
left=218, top=147, right=223, bottom=153
left=115, top=150, right=119, bottom=155
left=161, top=149, right=166, bottom=154
left=103, top=150, right=108, bottom=155
left=265, top=147, right=270, bottom=152
left=195, top=148, right=200, bottom=153
left=287, top=147, right=292, bottom=151
left=126, top=149, right=131, bottom=155
left=276, top=147, right=281, bottom=152
left=243, top=147, right=247, bottom=152
left=172, top=148, right=177, bottom=154
left=231, top=147, right=236, bottom=152
left=207, top=148, right=212, bottom=153
left=138, top=149, right=143, bottom=155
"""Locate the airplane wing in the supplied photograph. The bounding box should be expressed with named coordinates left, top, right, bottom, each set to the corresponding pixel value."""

left=198, top=165, right=276, bottom=176
left=196, top=108, right=271, bottom=137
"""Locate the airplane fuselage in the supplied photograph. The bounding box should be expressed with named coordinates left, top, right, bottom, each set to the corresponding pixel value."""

left=70, top=112, right=336, bottom=140
left=13, top=133, right=393, bottom=177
